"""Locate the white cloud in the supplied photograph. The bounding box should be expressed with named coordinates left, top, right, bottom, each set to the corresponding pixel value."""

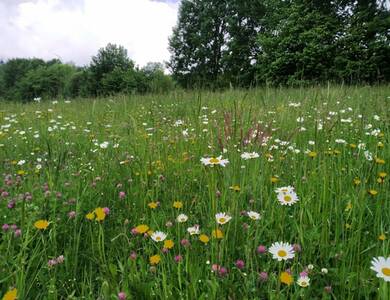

left=0, top=0, right=179, bottom=67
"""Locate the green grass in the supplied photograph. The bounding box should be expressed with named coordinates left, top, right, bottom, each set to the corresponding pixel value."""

left=0, top=86, right=389, bottom=299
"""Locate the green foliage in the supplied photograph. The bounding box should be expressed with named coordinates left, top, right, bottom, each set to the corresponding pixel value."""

left=17, top=63, right=76, bottom=101
left=0, top=45, right=175, bottom=101
left=169, top=0, right=390, bottom=87
left=0, top=86, right=389, bottom=299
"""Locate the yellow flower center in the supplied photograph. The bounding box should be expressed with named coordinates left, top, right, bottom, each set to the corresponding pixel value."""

left=156, top=236, right=161, bottom=241
left=382, top=267, right=390, bottom=276
left=210, top=157, right=220, bottom=164
left=219, top=217, right=226, bottom=223
left=278, top=250, right=287, bottom=257
left=284, top=195, right=292, bottom=202
left=301, top=281, right=308, bottom=287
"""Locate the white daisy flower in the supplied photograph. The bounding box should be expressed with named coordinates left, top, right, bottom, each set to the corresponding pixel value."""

left=297, top=276, right=310, bottom=287
left=276, top=191, right=299, bottom=206
left=247, top=211, right=261, bottom=220
left=269, top=242, right=295, bottom=261
left=215, top=212, right=232, bottom=225
left=150, top=231, right=167, bottom=242
left=176, top=214, right=188, bottom=223
left=187, top=225, right=200, bottom=235
left=274, top=186, right=295, bottom=194
left=240, top=152, right=260, bottom=160
left=200, top=156, right=229, bottom=167
left=371, top=257, right=390, bottom=282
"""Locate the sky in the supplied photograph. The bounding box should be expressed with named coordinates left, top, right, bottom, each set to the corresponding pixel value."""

left=0, top=0, right=180, bottom=67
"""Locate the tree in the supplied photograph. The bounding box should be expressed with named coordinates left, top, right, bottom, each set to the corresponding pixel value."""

left=89, top=43, right=135, bottom=95
left=18, top=63, right=76, bottom=101
left=168, top=0, right=229, bottom=88
left=256, top=0, right=342, bottom=85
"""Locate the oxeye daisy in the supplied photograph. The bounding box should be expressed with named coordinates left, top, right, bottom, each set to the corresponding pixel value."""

left=240, top=152, right=259, bottom=160
left=276, top=191, right=299, bottom=206
left=215, top=212, right=232, bottom=225
left=269, top=242, right=295, bottom=261
left=247, top=211, right=261, bottom=220
left=297, top=275, right=310, bottom=287
left=176, top=213, right=188, bottom=223
left=200, top=156, right=229, bottom=167
left=275, top=186, right=295, bottom=194
left=151, top=231, right=167, bottom=242
left=371, top=256, right=390, bottom=282
left=187, top=225, right=200, bottom=235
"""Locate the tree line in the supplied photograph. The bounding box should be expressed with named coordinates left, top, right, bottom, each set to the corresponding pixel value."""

left=168, top=0, right=390, bottom=87
left=1, top=0, right=389, bottom=102
left=0, top=44, right=175, bottom=102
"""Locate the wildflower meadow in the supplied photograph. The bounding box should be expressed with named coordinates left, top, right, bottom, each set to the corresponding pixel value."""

left=1, top=86, right=389, bottom=299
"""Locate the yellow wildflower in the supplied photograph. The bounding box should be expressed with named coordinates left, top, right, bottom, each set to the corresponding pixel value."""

left=34, top=220, right=49, bottom=230
left=212, top=229, right=223, bottom=239
left=199, top=234, right=210, bottom=244
left=86, top=212, right=95, bottom=220
left=94, top=207, right=106, bottom=221
left=135, top=224, right=149, bottom=234
left=164, top=239, right=174, bottom=249
left=3, top=288, right=17, bottom=300
left=172, top=201, right=183, bottom=209
left=148, top=202, right=158, bottom=209
left=280, top=272, right=293, bottom=286
left=150, top=254, right=161, bottom=265
left=229, top=185, right=240, bottom=192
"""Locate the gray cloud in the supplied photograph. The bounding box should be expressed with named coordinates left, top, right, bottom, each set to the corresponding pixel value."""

left=0, top=0, right=179, bottom=66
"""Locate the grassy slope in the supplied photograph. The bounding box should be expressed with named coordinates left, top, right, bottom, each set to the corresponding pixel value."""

left=0, top=85, right=389, bottom=299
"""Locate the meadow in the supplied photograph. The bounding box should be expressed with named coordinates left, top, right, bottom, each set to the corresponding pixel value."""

left=0, top=86, right=389, bottom=299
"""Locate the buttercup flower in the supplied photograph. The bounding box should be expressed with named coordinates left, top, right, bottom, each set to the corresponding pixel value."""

left=34, top=219, right=49, bottom=230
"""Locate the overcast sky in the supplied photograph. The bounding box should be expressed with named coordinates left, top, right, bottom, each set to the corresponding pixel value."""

left=0, top=0, right=180, bottom=67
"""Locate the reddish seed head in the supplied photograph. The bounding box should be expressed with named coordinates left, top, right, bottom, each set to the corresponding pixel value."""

left=174, top=255, right=183, bottom=263
left=130, top=251, right=137, bottom=260
left=180, top=239, right=190, bottom=247
left=2, top=224, right=9, bottom=231
left=293, top=243, right=301, bottom=252
left=68, top=211, right=76, bottom=219
left=118, top=292, right=126, bottom=300
left=218, top=267, right=228, bottom=276
left=259, top=272, right=268, bottom=282
left=103, top=207, right=110, bottom=215
left=257, top=245, right=267, bottom=254
left=235, top=259, right=245, bottom=269
left=14, top=229, right=22, bottom=237
left=211, top=264, right=220, bottom=272
left=324, top=286, right=332, bottom=293
left=119, top=191, right=126, bottom=199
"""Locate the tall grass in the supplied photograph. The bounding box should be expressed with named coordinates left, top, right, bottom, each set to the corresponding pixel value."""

left=0, top=85, right=389, bottom=299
